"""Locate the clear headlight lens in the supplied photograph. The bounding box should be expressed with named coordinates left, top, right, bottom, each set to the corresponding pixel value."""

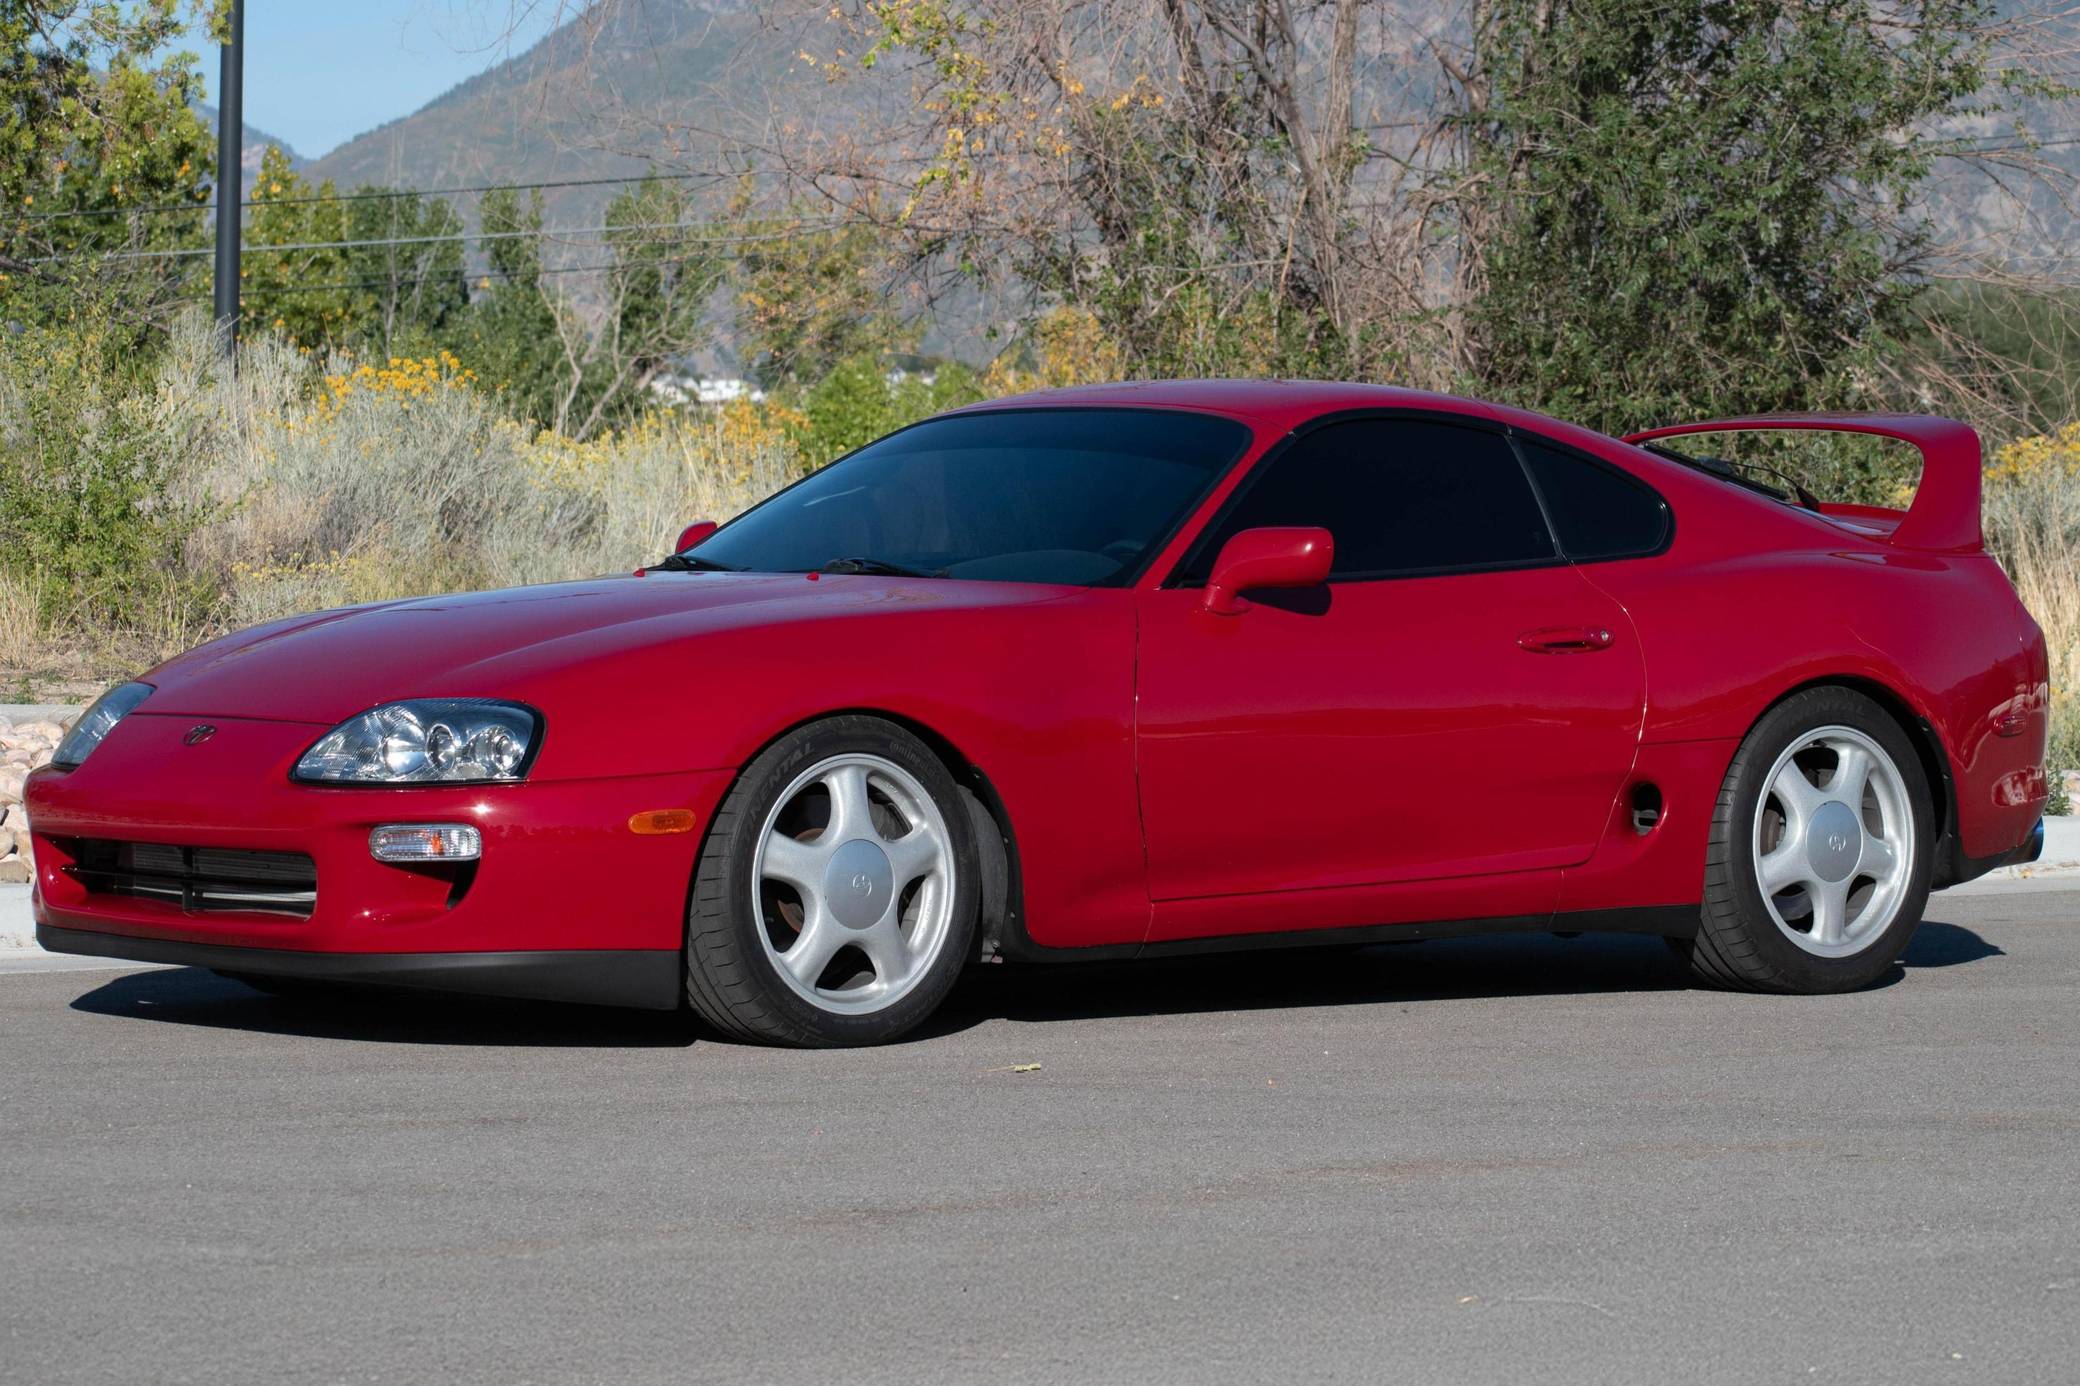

left=294, top=699, right=539, bottom=785
left=51, top=682, right=154, bottom=769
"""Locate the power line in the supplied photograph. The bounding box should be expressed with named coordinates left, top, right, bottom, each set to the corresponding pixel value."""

left=136, top=226, right=865, bottom=297
left=243, top=256, right=696, bottom=297
left=18, top=167, right=745, bottom=224
left=25, top=216, right=851, bottom=266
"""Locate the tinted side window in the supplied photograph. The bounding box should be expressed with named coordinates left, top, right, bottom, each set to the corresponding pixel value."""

left=1517, top=440, right=1671, bottom=561
left=1188, top=419, right=1555, bottom=581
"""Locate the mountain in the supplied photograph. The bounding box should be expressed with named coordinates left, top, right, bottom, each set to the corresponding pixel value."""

left=194, top=102, right=306, bottom=192
left=305, top=1, right=797, bottom=223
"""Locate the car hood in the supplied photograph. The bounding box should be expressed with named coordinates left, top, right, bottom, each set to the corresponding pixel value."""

left=139, top=572, right=1076, bottom=723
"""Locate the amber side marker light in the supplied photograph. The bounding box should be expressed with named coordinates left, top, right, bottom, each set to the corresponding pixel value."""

left=630, top=809, right=697, bottom=835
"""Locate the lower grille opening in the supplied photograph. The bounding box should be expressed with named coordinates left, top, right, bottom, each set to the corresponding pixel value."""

left=65, top=839, right=318, bottom=919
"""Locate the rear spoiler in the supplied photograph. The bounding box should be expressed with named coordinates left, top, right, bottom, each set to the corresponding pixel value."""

left=1623, top=413, right=1983, bottom=554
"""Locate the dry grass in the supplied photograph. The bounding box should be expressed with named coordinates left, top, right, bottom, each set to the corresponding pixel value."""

left=0, top=569, right=44, bottom=675
left=1984, top=425, right=2080, bottom=805
left=118, top=314, right=801, bottom=643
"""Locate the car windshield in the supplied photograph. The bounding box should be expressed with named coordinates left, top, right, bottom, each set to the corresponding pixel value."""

left=688, top=407, right=1253, bottom=586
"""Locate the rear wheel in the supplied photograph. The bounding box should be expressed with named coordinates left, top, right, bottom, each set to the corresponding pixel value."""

left=1679, top=687, right=1933, bottom=993
left=684, top=716, right=978, bottom=1046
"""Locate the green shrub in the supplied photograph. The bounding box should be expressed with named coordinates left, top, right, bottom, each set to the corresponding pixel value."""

left=0, top=309, right=218, bottom=644
left=796, top=357, right=985, bottom=467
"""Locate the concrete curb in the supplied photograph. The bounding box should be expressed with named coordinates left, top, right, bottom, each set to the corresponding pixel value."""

left=2, top=883, right=36, bottom=950
left=0, top=704, right=84, bottom=724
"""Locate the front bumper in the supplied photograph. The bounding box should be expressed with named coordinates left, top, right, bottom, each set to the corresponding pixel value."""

left=34, top=923, right=681, bottom=1008
left=23, top=712, right=729, bottom=1002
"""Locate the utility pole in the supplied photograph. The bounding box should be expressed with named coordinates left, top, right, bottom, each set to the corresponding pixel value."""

left=211, top=0, right=245, bottom=352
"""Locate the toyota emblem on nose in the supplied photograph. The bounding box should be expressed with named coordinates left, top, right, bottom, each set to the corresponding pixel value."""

left=183, top=724, right=217, bottom=745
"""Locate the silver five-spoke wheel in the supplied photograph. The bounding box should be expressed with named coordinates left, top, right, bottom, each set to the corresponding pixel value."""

left=753, top=753, right=956, bottom=1014
left=1752, top=725, right=1915, bottom=958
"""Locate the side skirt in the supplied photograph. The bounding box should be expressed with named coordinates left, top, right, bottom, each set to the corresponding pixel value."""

left=994, top=904, right=1700, bottom=965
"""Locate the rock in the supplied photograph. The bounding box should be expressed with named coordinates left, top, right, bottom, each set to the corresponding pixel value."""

left=0, top=803, right=19, bottom=831
left=18, top=721, right=64, bottom=742
left=0, top=771, right=23, bottom=803
left=9, top=827, right=28, bottom=862
left=0, top=856, right=29, bottom=883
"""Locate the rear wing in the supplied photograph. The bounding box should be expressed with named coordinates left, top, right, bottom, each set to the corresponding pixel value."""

left=1623, top=413, right=1982, bottom=554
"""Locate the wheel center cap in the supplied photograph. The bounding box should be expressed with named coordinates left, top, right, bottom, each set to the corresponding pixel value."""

left=824, top=838, right=893, bottom=929
left=1805, top=800, right=1863, bottom=883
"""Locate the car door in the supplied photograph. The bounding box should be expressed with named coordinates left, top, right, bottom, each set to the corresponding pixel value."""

left=1134, top=413, right=1648, bottom=920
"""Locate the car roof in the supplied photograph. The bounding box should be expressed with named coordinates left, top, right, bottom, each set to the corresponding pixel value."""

left=950, top=379, right=1627, bottom=454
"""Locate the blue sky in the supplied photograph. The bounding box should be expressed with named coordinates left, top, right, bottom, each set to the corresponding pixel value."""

left=196, top=2, right=565, bottom=159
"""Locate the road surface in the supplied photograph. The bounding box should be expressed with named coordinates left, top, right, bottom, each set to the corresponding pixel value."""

left=2, top=886, right=2075, bottom=1383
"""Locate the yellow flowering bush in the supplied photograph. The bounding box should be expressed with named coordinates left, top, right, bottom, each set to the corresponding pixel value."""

left=982, top=306, right=1123, bottom=394
left=1987, top=422, right=2080, bottom=483
left=121, top=315, right=805, bottom=636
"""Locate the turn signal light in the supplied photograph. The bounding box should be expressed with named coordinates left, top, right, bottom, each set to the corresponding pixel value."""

left=370, top=824, right=483, bottom=862
left=629, top=809, right=696, bottom=835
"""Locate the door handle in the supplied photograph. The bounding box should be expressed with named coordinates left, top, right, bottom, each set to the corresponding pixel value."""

left=1518, top=626, right=1614, bottom=654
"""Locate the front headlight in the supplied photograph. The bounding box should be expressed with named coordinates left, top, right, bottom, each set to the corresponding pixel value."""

left=51, top=682, right=154, bottom=769
left=294, top=699, right=540, bottom=785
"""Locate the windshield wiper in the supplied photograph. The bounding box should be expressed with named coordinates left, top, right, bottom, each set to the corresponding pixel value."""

left=819, top=556, right=946, bottom=578
left=647, top=552, right=737, bottom=572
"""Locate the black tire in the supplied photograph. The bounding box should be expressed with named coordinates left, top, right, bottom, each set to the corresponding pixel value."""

left=1676, top=686, right=1934, bottom=993
left=684, top=715, right=980, bottom=1046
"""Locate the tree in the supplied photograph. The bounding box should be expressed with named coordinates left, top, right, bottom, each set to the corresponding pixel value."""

left=809, top=0, right=1401, bottom=377
left=0, top=0, right=219, bottom=325
left=732, top=203, right=912, bottom=389
left=462, top=176, right=723, bottom=437
left=1461, top=0, right=1997, bottom=434
left=342, top=185, right=469, bottom=359
left=458, top=185, right=568, bottom=426
left=574, top=173, right=725, bottom=433
left=241, top=148, right=470, bottom=357
left=239, top=146, right=350, bottom=348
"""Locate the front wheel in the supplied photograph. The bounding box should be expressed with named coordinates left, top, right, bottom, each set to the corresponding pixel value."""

left=684, top=716, right=979, bottom=1046
left=1679, top=687, right=1934, bottom=993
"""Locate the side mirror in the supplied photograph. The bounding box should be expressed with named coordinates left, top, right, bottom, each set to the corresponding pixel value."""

left=674, top=520, right=718, bottom=553
left=1203, top=526, right=1334, bottom=616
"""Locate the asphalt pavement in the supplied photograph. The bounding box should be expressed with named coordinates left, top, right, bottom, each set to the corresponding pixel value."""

left=2, top=887, right=2076, bottom=1385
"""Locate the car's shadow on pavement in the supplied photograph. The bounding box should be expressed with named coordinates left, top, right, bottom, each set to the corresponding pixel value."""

left=934, top=931, right=1697, bottom=1032
left=929, top=919, right=2005, bottom=1033
left=65, top=919, right=2003, bottom=1048
left=1899, top=918, right=2007, bottom=968
left=69, top=968, right=700, bottom=1048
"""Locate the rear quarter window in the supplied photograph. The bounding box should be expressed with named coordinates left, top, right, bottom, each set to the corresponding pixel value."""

left=1517, top=439, right=1671, bottom=561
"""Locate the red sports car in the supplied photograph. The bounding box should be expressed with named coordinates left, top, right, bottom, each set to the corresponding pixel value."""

left=25, top=382, right=2049, bottom=1045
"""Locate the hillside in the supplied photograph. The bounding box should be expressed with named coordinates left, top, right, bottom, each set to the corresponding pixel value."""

left=195, top=102, right=305, bottom=190
left=305, top=1, right=797, bottom=221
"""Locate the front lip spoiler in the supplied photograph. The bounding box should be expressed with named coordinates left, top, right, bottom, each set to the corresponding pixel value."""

left=35, top=925, right=682, bottom=1010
